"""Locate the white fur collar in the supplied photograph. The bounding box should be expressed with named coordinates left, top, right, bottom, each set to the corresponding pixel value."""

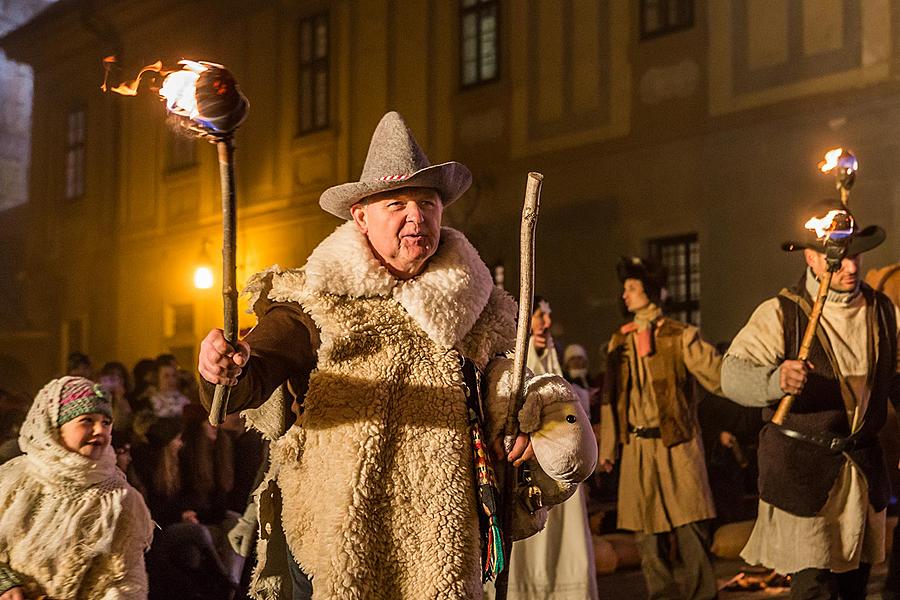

left=302, top=221, right=495, bottom=348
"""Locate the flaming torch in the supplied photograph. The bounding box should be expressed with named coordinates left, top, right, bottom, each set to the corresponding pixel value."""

left=104, top=59, right=249, bottom=425
left=818, top=147, right=857, bottom=206
left=771, top=148, right=857, bottom=425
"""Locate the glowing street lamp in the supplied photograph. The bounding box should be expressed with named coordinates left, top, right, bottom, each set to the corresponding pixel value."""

left=194, top=266, right=214, bottom=290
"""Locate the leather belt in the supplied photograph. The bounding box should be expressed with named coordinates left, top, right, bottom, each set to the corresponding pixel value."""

left=627, top=424, right=661, bottom=439
left=773, top=424, right=864, bottom=453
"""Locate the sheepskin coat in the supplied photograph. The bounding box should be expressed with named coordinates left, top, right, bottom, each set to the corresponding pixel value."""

left=252, top=222, right=518, bottom=599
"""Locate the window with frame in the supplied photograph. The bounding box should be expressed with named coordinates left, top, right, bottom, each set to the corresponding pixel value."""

left=65, top=108, right=86, bottom=199
left=298, top=12, right=330, bottom=135
left=640, top=0, right=693, bottom=40
left=167, top=131, right=197, bottom=171
left=460, top=0, right=499, bottom=88
left=647, top=233, right=700, bottom=325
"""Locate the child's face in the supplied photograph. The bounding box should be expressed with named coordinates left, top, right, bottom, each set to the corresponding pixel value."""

left=59, top=413, right=112, bottom=460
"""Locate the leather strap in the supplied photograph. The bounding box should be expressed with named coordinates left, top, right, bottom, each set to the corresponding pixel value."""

left=773, top=423, right=866, bottom=454
left=627, top=424, right=662, bottom=439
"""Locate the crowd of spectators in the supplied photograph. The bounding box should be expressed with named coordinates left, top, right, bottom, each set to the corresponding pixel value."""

left=0, top=351, right=265, bottom=600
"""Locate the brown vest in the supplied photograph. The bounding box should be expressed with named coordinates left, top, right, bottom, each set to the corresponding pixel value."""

left=606, top=319, right=697, bottom=447
left=756, top=279, right=897, bottom=516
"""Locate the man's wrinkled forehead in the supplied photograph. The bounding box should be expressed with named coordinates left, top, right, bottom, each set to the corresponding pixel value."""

left=355, top=186, right=441, bottom=208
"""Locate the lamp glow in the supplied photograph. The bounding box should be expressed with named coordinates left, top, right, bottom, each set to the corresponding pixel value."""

left=194, top=266, right=214, bottom=289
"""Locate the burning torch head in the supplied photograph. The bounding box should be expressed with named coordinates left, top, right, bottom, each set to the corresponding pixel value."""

left=818, top=147, right=858, bottom=197
left=104, top=58, right=248, bottom=141
left=782, top=198, right=884, bottom=269
left=161, top=61, right=249, bottom=139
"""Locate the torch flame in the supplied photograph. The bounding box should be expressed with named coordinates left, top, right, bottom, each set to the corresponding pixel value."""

left=103, top=58, right=245, bottom=138
left=159, top=60, right=210, bottom=119
left=101, top=58, right=164, bottom=96
left=804, top=209, right=854, bottom=240
left=818, top=148, right=843, bottom=173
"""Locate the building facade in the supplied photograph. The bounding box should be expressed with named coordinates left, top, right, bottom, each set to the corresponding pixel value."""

left=1, top=0, right=899, bottom=393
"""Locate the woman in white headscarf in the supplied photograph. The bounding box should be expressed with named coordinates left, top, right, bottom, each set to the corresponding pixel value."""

left=0, top=376, right=153, bottom=600
left=503, top=298, right=599, bottom=600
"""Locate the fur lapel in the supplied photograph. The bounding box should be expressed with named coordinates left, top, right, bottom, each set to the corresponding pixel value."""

left=303, top=221, right=494, bottom=348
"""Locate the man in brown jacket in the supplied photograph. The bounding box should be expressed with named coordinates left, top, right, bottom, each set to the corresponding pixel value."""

left=600, top=256, right=723, bottom=600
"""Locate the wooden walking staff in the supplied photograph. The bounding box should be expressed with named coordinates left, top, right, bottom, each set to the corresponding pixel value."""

left=103, top=59, right=249, bottom=425
left=771, top=148, right=857, bottom=425
left=495, top=172, right=543, bottom=600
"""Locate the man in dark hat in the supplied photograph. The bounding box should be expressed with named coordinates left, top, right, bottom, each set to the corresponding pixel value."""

left=722, top=199, right=899, bottom=598
left=600, top=256, right=723, bottom=600
left=196, top=112, right=595, bottom=600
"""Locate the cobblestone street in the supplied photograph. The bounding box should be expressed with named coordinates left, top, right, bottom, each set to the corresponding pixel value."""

left=597, top=559, right=890, bottom=599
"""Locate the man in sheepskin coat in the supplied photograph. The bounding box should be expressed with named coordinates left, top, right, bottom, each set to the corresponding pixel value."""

left=198, top=111, right=596, bottom=600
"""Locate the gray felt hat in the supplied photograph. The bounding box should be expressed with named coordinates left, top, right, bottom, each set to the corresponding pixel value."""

left=319, top=111, right=473, bottom=219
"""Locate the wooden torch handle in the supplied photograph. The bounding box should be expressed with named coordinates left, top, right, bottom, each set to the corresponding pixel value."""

left=209, top=138, right=239, bottom=426
left=770, top=270, right=833, bottom=425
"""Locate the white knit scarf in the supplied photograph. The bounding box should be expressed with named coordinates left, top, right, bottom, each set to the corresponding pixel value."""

left=0, top=377, right=148, bottom=598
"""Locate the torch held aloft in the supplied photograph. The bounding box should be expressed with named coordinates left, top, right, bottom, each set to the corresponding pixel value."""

left=770, top=242, right=846, bottom=425
left=770, top=269, right=832, bottom=425
left=208, top=137, right=239, bottom=426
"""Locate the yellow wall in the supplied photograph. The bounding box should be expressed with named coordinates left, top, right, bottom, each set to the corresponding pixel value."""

left=2, top=0, right=900, bottom=392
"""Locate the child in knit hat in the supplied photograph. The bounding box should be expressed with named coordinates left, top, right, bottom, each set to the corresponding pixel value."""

left=0, top=376, right=153, bottom=600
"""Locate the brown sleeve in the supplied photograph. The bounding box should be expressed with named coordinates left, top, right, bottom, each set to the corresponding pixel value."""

left=200, top=302, right=319, bottom=413
left=598, top=336, right=619, bottom=462
left=682, top=325, right=724, bottom=397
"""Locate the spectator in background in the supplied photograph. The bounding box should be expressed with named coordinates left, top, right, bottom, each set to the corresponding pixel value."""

left=99, top=361, right=134, bottom=432
left=131, top=416, right=186, bottom=527
left=112, top=429, right=147, bottom=499
left=563, top=344, right=590, bottom=392
left=0, top=405, right=25, bottom=466
left=66, top=351, right=92, bottom=378
left=156, top=353, right=178, bottom=370
left=135, top=415, right=239, bottom=599
left=130, top=358, right=158, bottom=407
left=141, top=358, right=191, bottom=418
left=180, top=404, right=244, bottom=588
left=177, top=368, right=201, bottom=405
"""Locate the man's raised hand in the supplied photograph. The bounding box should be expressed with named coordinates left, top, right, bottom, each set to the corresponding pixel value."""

left=780, top=359, right=812, bottom=396
left=198, top=328, right=251, bottom=386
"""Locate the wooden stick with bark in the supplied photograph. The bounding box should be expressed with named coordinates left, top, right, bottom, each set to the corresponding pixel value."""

left=495, top=171, right=543, bottom=600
